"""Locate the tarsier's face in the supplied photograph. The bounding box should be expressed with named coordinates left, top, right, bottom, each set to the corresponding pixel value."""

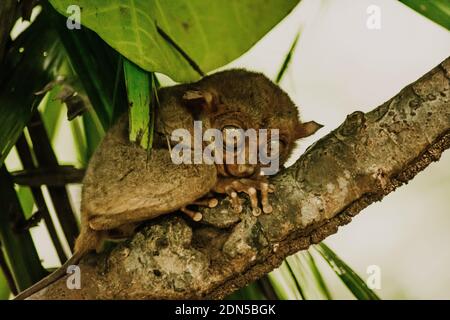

left=212, top=115, right=297, bottom=178
left=167, top=69, right=322, bottom=178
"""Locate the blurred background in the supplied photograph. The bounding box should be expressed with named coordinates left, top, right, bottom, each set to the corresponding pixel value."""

left=3, top=0, right=450, bottom=299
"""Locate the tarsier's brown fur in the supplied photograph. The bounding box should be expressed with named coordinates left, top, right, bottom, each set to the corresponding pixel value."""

left=15, top=69, right=321, bottom=299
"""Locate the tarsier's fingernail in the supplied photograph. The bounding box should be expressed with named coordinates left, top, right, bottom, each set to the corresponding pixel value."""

left=233, top=205, right=243, bottom=213
left=208, top=198, right=219, bottom=208
left=252, top=207, right=262, bottom=217
left=193, top=212, right=203, bottom=222
left=263, top=204, right=273, bottom=214
left=228, top=191, right=242, bottom=213
left=248, top=188, right=259, bottom=213
left=182, top=207, right=203, bottom=221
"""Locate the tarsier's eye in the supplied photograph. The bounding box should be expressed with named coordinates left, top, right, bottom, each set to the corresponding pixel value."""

left=222, top=125, right=244, bottom=150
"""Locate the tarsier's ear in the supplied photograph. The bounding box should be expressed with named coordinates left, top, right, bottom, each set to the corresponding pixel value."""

left=182, top=89, right=217, bottom=113
left=295, top=121, right=323, bottom=139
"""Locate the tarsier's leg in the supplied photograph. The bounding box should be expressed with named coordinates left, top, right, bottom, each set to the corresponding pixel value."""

left=214, top=177, right=275, bottom=216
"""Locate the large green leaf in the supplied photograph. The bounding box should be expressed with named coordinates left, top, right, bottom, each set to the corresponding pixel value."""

left=400, top=0, right=450, bottom=30
left=48, top=0, right=300, bottom=82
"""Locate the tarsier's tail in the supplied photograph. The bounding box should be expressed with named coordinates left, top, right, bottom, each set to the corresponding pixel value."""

left=13, top=252, right=84, bottom=300
left=14, top=222, right=103, bottom=300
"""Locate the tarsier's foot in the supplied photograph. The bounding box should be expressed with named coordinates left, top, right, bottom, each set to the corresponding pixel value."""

left=180, top=197, right=218, bottom=221
left=214, top=178, right=275, bottom=216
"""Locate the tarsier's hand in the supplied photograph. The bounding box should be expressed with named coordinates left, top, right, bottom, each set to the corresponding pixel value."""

left=213, top=176, right=275, bottom=217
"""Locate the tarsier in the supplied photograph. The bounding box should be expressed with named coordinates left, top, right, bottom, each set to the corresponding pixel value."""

left=16, top=69, right=322, bottom=299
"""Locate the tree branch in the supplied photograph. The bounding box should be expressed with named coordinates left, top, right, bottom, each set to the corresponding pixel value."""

left=29, top=57, right=450, bottom=299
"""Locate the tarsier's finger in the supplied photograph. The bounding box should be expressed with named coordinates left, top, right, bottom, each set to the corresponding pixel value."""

left=208, top=198, right=219, bottom=208
left=193, top=198, right=219, bottom=208
left=248, top=187, right=262, bottom=217
left=225, top=187, right=243, bottom=213
left=181, top=207, right=203, bottom=222
left=268, top=184, right=275, bottom=193
left=260, top=182, right=273, bottom=214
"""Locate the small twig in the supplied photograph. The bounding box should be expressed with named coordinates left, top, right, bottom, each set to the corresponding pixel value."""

left=11, top=166, right=85, bottom=186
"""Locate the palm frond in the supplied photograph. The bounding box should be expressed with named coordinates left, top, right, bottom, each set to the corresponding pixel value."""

left=314, top=243, right=380, bottom=300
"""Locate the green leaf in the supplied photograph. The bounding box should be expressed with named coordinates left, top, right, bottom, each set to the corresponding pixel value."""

left=268, top=262, right=303, bottom=300
left=124, top=60, right=152, bottom=149
left=48, top=0, right=300, bottom=82
left=276, top=31, right=301, bottom=84
left=283, top=259, right=305, bottom=299
left=400, top=0, right=450, bottom=30
left=17, top=186, right=34, bottom=219
left=0, top=271, right=11, bottom=300
left=70, top=117, right=88, bottom=166
left=41, top=86, right=64, bottom=142
left=304, top=251, right=333, bottom=299
left=285, top=251, right=332, bottom=300
left=315, top=243, right=380, bottom=300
